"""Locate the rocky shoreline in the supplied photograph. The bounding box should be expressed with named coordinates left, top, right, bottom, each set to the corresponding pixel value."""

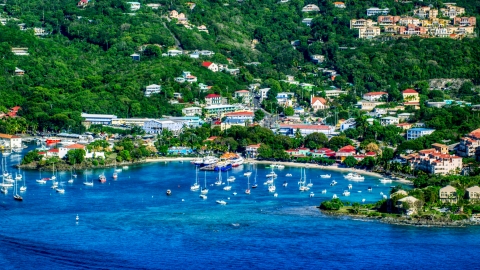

left=320, top=209, right=480, bottom=228
left=17, top=159, right=148, bottom=172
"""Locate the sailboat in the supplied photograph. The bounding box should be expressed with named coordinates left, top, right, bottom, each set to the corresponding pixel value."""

left=36, top=170, right=47, bottom=184
left=68, top=168, right=74, bottom=183
left=252, top=165, right=258, bottom=188
left=98, top=171, right=106, bottom=183
left=13, top=173, right=22, bottom=201
left=299, top=168, right=310, bottom=191
left=20, top=172, right=26, bottom=192
left=56, top=181, right=65, bottom=193
left=307, top=177, right=313, bottom=188
left=214, top=169, right=222, bottom=186
left=190, top=167, right=200, bottom=191
left=83, top=172, right=94, bottom=186
left=113, top=160, right=118, bottom=179
left=245, top=175, right=251, bottom=194
left=222, top=171, right=232, bottom=191
left=226, top=170, right=235, bottom=182
left=201, top=171, right=208, bottom=194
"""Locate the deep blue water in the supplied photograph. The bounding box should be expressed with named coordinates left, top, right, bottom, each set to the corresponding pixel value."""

left=1, top=152, right=480, bottom=269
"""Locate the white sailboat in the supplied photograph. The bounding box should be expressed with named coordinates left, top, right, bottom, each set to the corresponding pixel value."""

left=68, top=168, right=74, bottom=183
left=307, top=177, right=313, bottom=188
left=214, top=170, right=222, bottom=186
left=83, top=172, right=94, bottom=186
left=245, top=175, right=251, bottom=194
left=191, top=167, right=200, bottom=191
left=299, top=168, right=310, bottom=191
left=320, top=174, right=331, bottom=178
left=56, top=181, right=65, bottom=193
left=36, top=170, right=47, bottom=184
left=112, top=160, right=118, bottom=179
left=13, top=175, right=22, bottom=201
left=20, top=172, right=26, bottom=192
left=251, top=165, right=258, bottom=188
left=226, top=170, right=235, bottom=182
left=201, top=171, right=208, bottom=195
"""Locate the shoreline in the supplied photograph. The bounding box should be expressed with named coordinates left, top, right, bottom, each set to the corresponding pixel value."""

left=144, top=157, right=413, bottom=185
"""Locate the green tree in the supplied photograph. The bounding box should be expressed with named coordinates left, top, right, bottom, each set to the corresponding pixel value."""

left=343, top=156, right=358, bottom=168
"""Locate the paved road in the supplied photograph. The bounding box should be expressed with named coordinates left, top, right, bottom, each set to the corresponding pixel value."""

left=162, top=20, right=182, bottom=49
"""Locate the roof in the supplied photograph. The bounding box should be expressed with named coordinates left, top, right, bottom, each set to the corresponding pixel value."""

left=469, top=128, right=480, bottom=139
left=202, top=61, right=214, bottom=67
left=398, top=196, right=419, bottom=203
left=224, top=111, right=254, bottom=117
left=0, top=133, right=20, bottom=139
left=466, top=186, right=480, bottom=192
left=65, top=144, right=86, bottom=149
left=311, top=96, right=327, bottom=105
left=235, top=90, right=249, bottom=93
left=48, top=148, right=59, bottom=153
left=408, top=128, right=435, bottom=132
left=279, top=124, right=332, bottom=130
left=338, top=145, right=356, bottom=152
left=440, top=185, right=456, bottom=192
left=403, top=89, right=418, bottom=94
left=205, top=94, right=221, bottom=99
left=246, top=144, right=261, bottom=149
left=431, top=143, right=447, bottom=148
left=364, top=91, right=387, bottom=96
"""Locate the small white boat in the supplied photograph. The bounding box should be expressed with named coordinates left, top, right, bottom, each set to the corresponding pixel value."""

left=383, top=195, right=388, bottom=199
left=223, top=185, right=232, bottom=191
left=282, top=181, right=288, bottom=187
left=20, top=186, right=26, bottom=192
left=122, top=166, right=129, bottom=169
left=330, top=180, right=337, bottom=186
left=227, top=176, right=236, bottom=182
left=76, top=215, right=79, bottom=221
left=380, top=178, right=393, bottom=183
left=216, top=200, right=227, bottom=205
left=321, top=189, right=327, bottom=194
left=244, top=171, right=252, bottom=177
left=345, top=173, right=365, bottom=181
left=68, top=179, right=74, bottom=184
left=320, top=174, right=331, bottom=179
left=368, top=187, right=372, bottom=192
left=199, top=194, right=207, bottom=200
left=380, top=192, right=384, bottom=195
left=362, top=199, right=366, bottom=203
left=166, top=189, right=172, bottom=196
left=0, top=187, right=7, bottom=194
left=264, top=178, right=274, bottom=185
left=332, top=194, right=338, bottom=199
left=276, top=165, right=285, bottom=169
left=343, top=190, right=350, bottom=196
left=36, top=179, right=46, bottom=184
left=56, top=188, right=65, bottom=193
left=215, top=179, right=222, bottom=186
left=273, top=193, right=278, bottom=197
left=358, top=191, right=362, bottom=193
left=268, top=185, right=276, bottom=192
left=266, top=172, right=277, bottom=178
left=51, top=182, right=58, bottom=189
left=83, top=181, right=93, bottom=186
left=232, top=192, right=237, bottom=196
left=309, top=192, right=315, bottom=198
left=299, top=185, right=310, bottom=191
left=190, top=183, right=200, bottom=191
left=285, top=174, right=292, bottom=177
left=348, top=184, right=352, bottom=190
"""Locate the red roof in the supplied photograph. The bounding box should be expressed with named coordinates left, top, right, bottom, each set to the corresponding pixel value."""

left=235, top=90, right=249, bottom=93
left=366, top=151, right=376, bottom=156
left=247, top=144, right=261, bottom=149
left=11, top=106, right=21, bottom=112
left=202, top=61, right=213, bottom=68
left=65, top=143, right=86, bottom=149
left=311, top=96, right=327, bottom=105
left=48, top=148, right=59, bottom=153
left=280, top=124, right=331, bottom=130
left=38, top=151, right=46, bottom=155
left=403, top=89, right=418, bottom=94
left=338, top=145, right=356, bottom=153
left=224, top=111, right=254, bottom=117
left=206, top=136, right=218, bottom=141
left=364, top=91, right=387, bottom=96
left=205, top=94, right=221, bottom=99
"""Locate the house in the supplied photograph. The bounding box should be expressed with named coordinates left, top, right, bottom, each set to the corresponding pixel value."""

left=167, top=49, right=183, bottom=56
left=245, top=144, right=261, bottom=158
left=168, top=146, right=193, bottom=155
left=276, top=92, right=294, bottom=107
left=111, top=118, right=151, bottom=127
left=201, top=61, right=218, bottom=72
left=410, top=150, right=462, bottom=175
left=377, top=16, right=400, bottom=26
left=357, top=100, right=385, bottom=110
left=204, top=105, right=237, bottom=117
left=431, top=143, right=449, bottom=154
left=143, top=120, right=186, bottom=135
left=380, top=116, right=399, bottom=126
left=197, top=25, right=208, bottom=33
left=258, top=88, right=270, bottom=101
left=302, top=18, right=314, bottom=27
left=81, top=113, right=118, bottom=127
left=310, top=96, right=328, bottom=112
left=14, top=67, right=24, bottom=76
left=453, top=17, right=476, bottom=27
left=366, top=7, right=389, bottom=16
left=439, top=185, right=458, bottom=203
left=226, top=68, right=240, bottom=76
left=145, top=84, right=161, bottom=97
left=396, top=123, right=413, bottom=130
left=234, top=90, right=251, bottom=104
left=358, top=27, right=381, bottom=39
left=11, top=48, right=29, bottom=56
left=310, top=54, right=325, bottom=64
left=300, top=83, right=314, bottom=91
left=302, top=4, right=320, bottom=12
left=407, top=128, right=435, bottom=140
left=350, top=19, right=377, bottom=29
left=362, top=91, right=387, bottom=101
left=130, top=53, right=140, bottom=61
left=325, top=89, right=347, bottom=98
left=205, top=94, right=222, bottom=106
left=333, top=2, right=345, bottom=8
left=77, top=0, right=88, bottom=8
left=310, top=148, right=336, bottom=158
left=0, top=134, right=22, bottom=149
left=146, top=3, right=162, bottom=9
left=466, top=186, right=480, bottom=201
left=398, top=17, right=421, bottom=26
left=440, top=4, right=465, bottom=19
left=335, top=145, right=356, bottom=162
left=396, top=196, right=420, bottom=213
left=126, top=2, right=141, bottom=11
left=457, top=128, right=480, bottom=157
left=397, top=113, right=412, bottom=121
left=223, top=111, right=254, bottom=128
left=33, top=27, right=47, bottom=36
left=176, top=71, right=197, bottom=83
left=340, top=118, right=356, bottom=131
left=173, top=92, right=183, bottom=99
left=413, top=6, right=438, bottom=19
left=402, top=89, right=420, bottom=107
left=278, top=124, right=335, bottom=137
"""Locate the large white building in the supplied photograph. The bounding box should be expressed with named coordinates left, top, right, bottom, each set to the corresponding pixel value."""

left=143, top=120, right=185, bottom=135
left=407, top=128, right=435, bottom=140
left=278, top=124, right=335, bottom=137
left=380, top=116, right=399, bottom=126
left=204, top=105, right=237, bottom=117
left=0, top=134, right=22, bottom=149
left=182, top=107, right=202, bottom=117
left=145, top=84, right=161, bottom=97
left=410, top=149, right=462, bottom=175
left=81, top=113, right=118, bottom=127
left=362, top=91, right=387, bottom=101
left=366, top=7, right=389, bottom=16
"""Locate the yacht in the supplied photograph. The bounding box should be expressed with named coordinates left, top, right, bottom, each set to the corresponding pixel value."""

left=202, top=156, right=219, bottom=166
left=368, top=187, right=372, bottom=192
left=321, top=189, right=327, bottom=194
left=223, top=185, right=232, bottom=191
left=309, top=192, right=315, bottom=198
left=230, top=156, right=244, bottom=167
left=36, top=179, right=47, bottom=184
left=227, top=176, right=236, bottom=182
left=268, top=185, right=276, bottom=193
left=190, top=168, right=200, bottom=191
left=330, top=180, right=337, bottom=186
left=342, top=190, right=350, bottom=196
left=216, top=200, right=227, bottom=205
left=320, top=174, right=331, bottom=179
left=244, top=171, right=252, bottom=177
left=282, top=181, right=288, bottom=187
left=273, top=193, right=278, bottom=197
left=56, top=187, right=65, bottom=193
left=285, top=173, right=292, bottom=177
left=332, top=194, right=338, bottom=199
left=348, top=184, right=352, bottom=190
left=166, top=189, right=172, bottom=196
left=345, top=173, right=365, bottom=181
left=276, top=164, right=285, bottom=169
left=199, top=194, right=207, bottom=200
left=380, top=178, right=392, bottom=183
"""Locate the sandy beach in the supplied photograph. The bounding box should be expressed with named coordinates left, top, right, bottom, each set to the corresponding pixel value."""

left=145, top=157, right=413, bottom=185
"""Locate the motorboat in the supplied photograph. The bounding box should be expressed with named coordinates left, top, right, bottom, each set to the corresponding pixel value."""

left=283, top=181, right=288, bottom=187
left=215, top=179, right=222, bottom=186
left=216, top=200, right=227, bottom=205
left=348, top=184, right=352, bottom=190
left=245, top=188, right=251, bottom=194
left=299, top=185, right=310, bottom=191
left=332, top=194, right=338, bottom=199
left=380, top=178, right=393, bottom=183
left=268, top=185, right=276, bottom=192
left=286, top=174, right=292, bottom=177
left=223, top=185, right=232, bottom=191
left=202, top=156, right=219, bottom=166
left=230, top=156, right=244, bottom=167
left=330, top=180, right=337, bottom=186
left=343, top=190, right=350, bottom=196
left=166, top=189, right=172, bottom=196
left=276, top=165, right=285, bottom=169
left=190, top=183, right=200, bottom=191
left=345, top=173, right=365, bottom=181
left=232, top=192, right=237, bottom=196
left=266, top=172, right=277, bottom=178
left=76, top=215, right=79, bottom=221
left=321, top=189, right=327, bottom=194
left=368, top=187, right=372, bottom=192
left=383, top=194, right=388, bottom=199
left=122, top=166, right=129, bottom=169
left=273, top=193, right=278, bottom=197
left=309, top=192, right=315, bottom=198
left=98, top=173, right=106, bottom=183
left=199, top=194, right=207, bottom=200
left=36, top=179, right=47, bottom=184
left=227, top=176, right=236, bottom=182
left=320, top=174, right=331, bottom=179
left=56, top=187, right=65, bottom=193
left=264, top=177, right=274, bottom=185
left=244, top=171, right=252, bottom=177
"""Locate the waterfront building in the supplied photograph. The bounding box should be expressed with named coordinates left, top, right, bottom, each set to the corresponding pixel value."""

left=407, top=128, right=435, bottom=140
left=439, top=185, right=458, bottom=203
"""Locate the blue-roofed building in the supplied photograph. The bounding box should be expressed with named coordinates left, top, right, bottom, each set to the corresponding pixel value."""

left=168, top=146, right=193, bottom=155
left=407, top=128, right=435, bottom=140
left=81, top=113, right=118, bottom=127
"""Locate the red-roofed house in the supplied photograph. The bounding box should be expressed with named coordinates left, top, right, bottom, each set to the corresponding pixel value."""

left=246, top=144, right=261, bottom=158
left=410, top=149, right=462, bottom=175
left=402, top=89, right=420, bottom=108
left=310, top=95, right=328, bottom=112
left=457, top=128, right=480, bottom=157
left=205, top=94, right=222, bottom=106
left=78, top=0, right=88, bottom=8
left=311, top=148, right=336, bottom=158
left=362, top=91, right=388, bottom=101
left=201, top=61, right=219, bottom=72
left=224, top=111, right=254, bottom=119
left=0, top=133, right=22, bottom=149
left=335, top=145, right=357, bottom=162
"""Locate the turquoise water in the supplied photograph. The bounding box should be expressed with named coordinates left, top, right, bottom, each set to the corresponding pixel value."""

left=1, top=154, right=479, bottom=269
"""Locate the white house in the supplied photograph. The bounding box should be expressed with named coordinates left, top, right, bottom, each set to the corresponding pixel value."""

left=175, top=71, right=197, bottom=83
left=302, top=18, right=314, bottom=27
left=302, top=4, right=320, bottom=12
left=245, top=144, right=261, bottom=158
left=167, top=49, right=183, bottom=56
left=366, top=7, right=389, bottom=16
left=0, top=134, right=22, bottom=149
left=362, top=91, right=388, bottom=101
left=145, top=84, right=161, bottom=97
left=334, top=2, right=346, bottom=8
left=276, top=92, right=294, bottom=107
left=380, top=116, right=399, bottom=126
left=258, top=88, right=270, bottom=101
left=143, top=120, right=185, bottom=135
left=127, top=2, right=141, bottom=11
left=205, top=94, right=222, bottom=106
left=407, top=128, right=435, bottom=140
left=182, top=107, right=202, bottom=117
left=201, top=61, right=218, bottom=72
left=311, top=96, right=328, bottom=112
left=224, top=111, right=254, bottom=123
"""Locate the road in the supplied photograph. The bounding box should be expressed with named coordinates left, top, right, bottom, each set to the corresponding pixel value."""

left=162, top=19, right=182, bottom=49
left=253, top=96, right=277, bottom=129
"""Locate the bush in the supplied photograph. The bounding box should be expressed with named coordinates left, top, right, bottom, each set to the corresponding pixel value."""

left=320, top=198, right=344, bottom=210
left=92, top=160, right=99, bottom=166
left=450, top=214, right=468, bottom=221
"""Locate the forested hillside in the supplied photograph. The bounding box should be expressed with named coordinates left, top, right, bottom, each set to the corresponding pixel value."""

left=0, top=0, right=479, bottom=132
